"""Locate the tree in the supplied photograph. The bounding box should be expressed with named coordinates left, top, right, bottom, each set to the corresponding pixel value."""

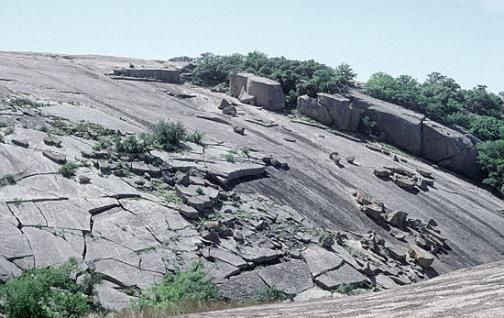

left=476, top=140, right=504, bottom=192
left=462, top=85, right=503, bottom=117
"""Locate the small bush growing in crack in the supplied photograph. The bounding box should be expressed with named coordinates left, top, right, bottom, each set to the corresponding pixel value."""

left=13, top=197, right=23, bottom=205
left=224, top=151, right=235, bottom=162
left=239, top=146, right=251, bottom=156
left=256, top=285, right=287, bottom=303
left=196, top=187, right=205, bottom=195
left=0, top=257, right=96, bottom=318
left=336, top=283, right=356, bottom=295
left=186, top=131, right=204, bottom=145
left=58, top=162, right=80, bottom=178
left=0, top=174, right=16, bottom=186
left=131, top=263, right=220, bottom=313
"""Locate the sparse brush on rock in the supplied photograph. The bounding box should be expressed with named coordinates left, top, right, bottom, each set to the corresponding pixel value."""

left=132, top=263, right=221, bottom=313
left=224, top=151, right=235, bottom=162
left=256, top=285, right=287, bottom=303
left=58, top=162, right=80, bottom=178
left=154, top=120, right=187, bottom=150
left=190, top=52, right=356, bottom=108
left=0, top=174, right=16, bottom=186
left=115, top=135, right=148, bottom=154
left=186, top=131, right=204, bottom=145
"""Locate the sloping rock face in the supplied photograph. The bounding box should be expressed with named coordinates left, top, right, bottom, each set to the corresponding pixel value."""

left=422, top=120, right=479, bottom=179
left=184, top=260, right=504, bottom=318
left=112, top=68, right=181, bottom=83
left=297, top=93, right=361, bottom=131
left=230, top=72, right=285, bottom=110
left=0, top=52, right=503, bottom=313
left=350, top=89, right=424, bottom=155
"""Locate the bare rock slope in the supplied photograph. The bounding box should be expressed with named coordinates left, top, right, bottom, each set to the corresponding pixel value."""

left=0, top=51, right=503, bottom=311
left=183, top=260, right=504, bottom=318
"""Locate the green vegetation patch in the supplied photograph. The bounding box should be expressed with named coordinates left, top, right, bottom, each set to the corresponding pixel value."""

left=365, top=71, right=504, bottom=193
left=58, top=162, right=80, bottom=178
left=190, top=51, right=356, bottom=108
left=0, top=258, right=95, bottom=318
left=132, top=263, right=220, bottom=313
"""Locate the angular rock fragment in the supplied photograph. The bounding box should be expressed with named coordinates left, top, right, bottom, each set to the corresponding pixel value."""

left=315, top=263, right=368, bottom=290
left=42, top=150, right=66, bottom=164
left=409, top=244, right=435, bottom=268
left=302, top=245, right=344, bottom=277
left=178, top=204, right=200, bottom=219
left=219, top=271, right=268, bottom=300
left=374, top=274, right=399, bottom=289
left=239, top=246, right=282, bottom=264
left=203, top=260, right=240, bottom=283
left=222, top=105, right=237, bottom=116
left=43, top=136, right=62, bottom=147
left=11, top=138, right=29, bottom=148
left=258, top=260, right=313, bottom=295
left=386, top=210, right=408, bottom=228
left=362, top=204, right=384, bottom=220
left=95, top=281, right=135, bottom=311
left=203, top=247, right=248, bottom=269
left=373, top=168, right=391, bottom=178
left=218, top=99, right=231, bottom=110
left=131, top=162, right=161, bottom=178
left=394, top=176, right=416, bottom=190
left=238, top=87, right=256, bottom=105
left=293, top=286, right=332, bottom=302
left=0, top=256, right=22, bottom=282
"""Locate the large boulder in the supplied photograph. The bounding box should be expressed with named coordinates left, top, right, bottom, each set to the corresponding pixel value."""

left=297, top=93, right=361, bottom=131
left=230, top=72, right=254, bottom=98
left=350, top=90, right=424, bottom=155
left=297, top=95, right=332, bottom=126
left=229, top=73, right=285, bottom=110
left=113, top=68, right=181, bottom=83
left=421, top=120, right=479, bottom=179
left=246, top=76, right=285, bottom=110
left=318, top=93, right=361, bottom=131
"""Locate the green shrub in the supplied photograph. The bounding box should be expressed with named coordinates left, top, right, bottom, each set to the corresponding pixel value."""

left=115, top=135, right=148, bottom=154
left=92, top=142, right=102, bottom=151
left=336, top=283, right=355, bottom=295
left=190, top=52, right=356, bottom=108
left=0, top=174, right=16, bottom=186
left=186, top=131, right=204, bottom=145
left=154, top=120, right=186, bottom=150
left=256, top=285, right=287, bottom=303
left=139, top=132, right=156, bottom=147
left=0, top=258, right=92, bottom=318
left=239, top=146, right=251, bottom=156
left=477, top=140, right=504, bottom=193
left=224, top=151, right=235, bottom=162
left=132, top=263, right=220, bottom=311
left=361, top=116, right=377, bottom=135
left=365, top=72, right=503, bottom=126
left=58, top=162, right=80, bottom=178
left=7, top=97, right=48, bottom=108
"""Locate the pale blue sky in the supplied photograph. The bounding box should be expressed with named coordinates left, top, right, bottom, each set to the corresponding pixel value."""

left=0, top=0, right=503, bottom=93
